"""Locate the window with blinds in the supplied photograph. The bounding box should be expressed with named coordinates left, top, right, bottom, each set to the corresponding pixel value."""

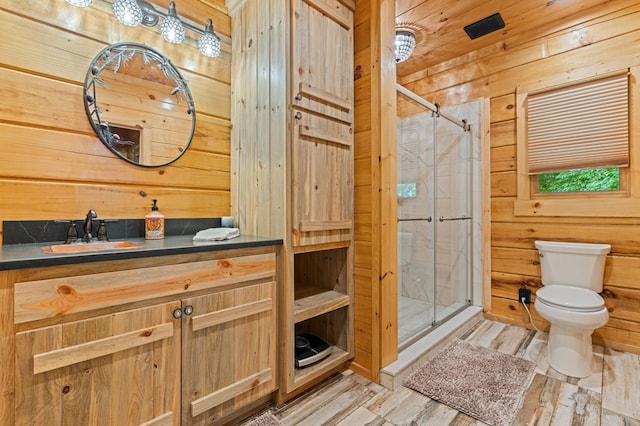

left=526, top=73, right=629, bottom=175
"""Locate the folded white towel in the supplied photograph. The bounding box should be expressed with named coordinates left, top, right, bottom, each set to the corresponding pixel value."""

left=193, top=227, right=240, bottom=241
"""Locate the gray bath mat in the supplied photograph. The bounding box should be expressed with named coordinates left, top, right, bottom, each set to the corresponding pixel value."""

left=403, top=338, right=536, bottom=426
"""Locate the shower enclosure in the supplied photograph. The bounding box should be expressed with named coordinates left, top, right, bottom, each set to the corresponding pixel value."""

left=396, top=85, right=481, bottom=350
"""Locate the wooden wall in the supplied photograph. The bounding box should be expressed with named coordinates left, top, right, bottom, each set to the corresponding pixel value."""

left=401, top=2, right=640, bottom=354
left=0, top=0, right=232, bottom=244
left=352, top=0, right=398, bottom=381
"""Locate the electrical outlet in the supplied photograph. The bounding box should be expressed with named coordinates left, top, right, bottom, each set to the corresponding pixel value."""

left=518, top=288, right=531, bottom=304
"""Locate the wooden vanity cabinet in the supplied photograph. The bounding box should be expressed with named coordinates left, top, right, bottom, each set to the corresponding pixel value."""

left=181, top=279, right=276, bottom=425
left=7, top=246, right=277, bottom=425
left=15, top=301, right=182, bottom=426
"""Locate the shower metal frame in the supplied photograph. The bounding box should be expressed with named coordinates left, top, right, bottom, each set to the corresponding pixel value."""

left=397, top=84, right=471, bottom=132
left=397, top=84, right=474, bottom=350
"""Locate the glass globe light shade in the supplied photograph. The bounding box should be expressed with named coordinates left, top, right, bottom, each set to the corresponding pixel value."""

left=395, top=30, right=416, bottom=63
left=65, top=0, right=92, bottom=7
left=198, top=19, right=221, bottom=58
left=112, top=0, right=143, bottom=27
left=160, top=2, right=186, bottom=44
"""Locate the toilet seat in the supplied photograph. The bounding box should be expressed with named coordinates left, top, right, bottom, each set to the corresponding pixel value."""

left=536, top=285, right=605, bottom=313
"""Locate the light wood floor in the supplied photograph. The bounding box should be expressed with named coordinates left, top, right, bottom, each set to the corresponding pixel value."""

left=262, top=319, right=640, bottom=425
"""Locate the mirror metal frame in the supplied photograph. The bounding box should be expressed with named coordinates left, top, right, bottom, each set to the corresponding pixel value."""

left=83, top=42, right=196, bottom=167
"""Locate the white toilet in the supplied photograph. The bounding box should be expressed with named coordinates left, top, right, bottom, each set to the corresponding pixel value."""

left=534, top=240, right=610, bottom=378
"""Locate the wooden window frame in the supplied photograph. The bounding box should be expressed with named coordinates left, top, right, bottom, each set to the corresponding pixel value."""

left=514, top=66, right=640, bottom=217
left=531, top=168, right=628, bottom=199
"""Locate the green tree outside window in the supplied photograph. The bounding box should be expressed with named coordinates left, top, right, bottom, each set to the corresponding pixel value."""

left=538, top=168, right=620, bottom=193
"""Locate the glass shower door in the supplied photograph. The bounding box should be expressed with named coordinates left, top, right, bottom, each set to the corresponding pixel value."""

left=433, top=116, right=472, bottom=324
left=397, top=103, right=436, bottom=349
left=397, top=89, right=473, bottom=350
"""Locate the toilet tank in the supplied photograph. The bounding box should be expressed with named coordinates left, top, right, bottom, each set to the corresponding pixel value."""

left=535, top=241, right=610, bottom=292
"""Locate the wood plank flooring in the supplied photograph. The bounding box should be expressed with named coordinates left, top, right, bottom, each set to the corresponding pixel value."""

left=255, top=319, right=640, bottom=425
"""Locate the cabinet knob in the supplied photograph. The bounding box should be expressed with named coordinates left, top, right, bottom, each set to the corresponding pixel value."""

left=183, top=305, right=194, bottom=316
left=294, top=111, right=302, bottom=120
left=294, top=92, right=303, bottom=101
left=172, top=307, right=183, bottom=319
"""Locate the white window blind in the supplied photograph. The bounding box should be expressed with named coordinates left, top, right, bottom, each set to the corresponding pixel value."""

left=527, top=73, right=629, bottom=175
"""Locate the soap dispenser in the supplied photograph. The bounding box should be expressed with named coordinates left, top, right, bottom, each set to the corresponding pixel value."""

left=145, top=199, right=165, bottom=240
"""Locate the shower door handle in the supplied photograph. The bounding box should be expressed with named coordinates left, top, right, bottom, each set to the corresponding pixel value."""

left=398, top=217, right=432, bottom=222
left=438, top=215, right=471, bottom=222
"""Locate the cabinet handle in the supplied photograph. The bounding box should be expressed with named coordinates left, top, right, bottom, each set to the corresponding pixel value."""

left=191, top=298, right=272, bottom=332
left=294, top=111, right=302, bottom=120
left=294, top=92, right=303, bottom=101
left=191, top=368, right=273, bottom=417
left=33, top=323, right=174, bottom=374
left=183, top=305, right=194, bottom=316
left=172, top=307, right=183, bottom=319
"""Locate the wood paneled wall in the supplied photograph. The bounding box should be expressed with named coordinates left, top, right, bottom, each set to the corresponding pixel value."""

left=401, top=2, right=640, bottom=354
left=0, top=0, right=232, bottom=243
left=352, top=0, right=398, bottom=381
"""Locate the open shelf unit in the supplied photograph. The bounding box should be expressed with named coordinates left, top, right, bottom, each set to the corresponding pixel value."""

left=292, top=306, right=352, bottom=383
left=294, top=290, right=350, bottom=323
left=290, top=247, right=353, bottom=388
left=293, top=247, right=351, bottom=321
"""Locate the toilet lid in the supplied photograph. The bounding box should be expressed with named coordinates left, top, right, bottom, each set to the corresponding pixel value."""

left=536, top=285, right=605, bottom=311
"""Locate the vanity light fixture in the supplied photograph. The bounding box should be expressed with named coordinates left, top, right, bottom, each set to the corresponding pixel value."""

left=65, top=0, right=93, bottom=6
left=69, top=0, right=221, bottom=58
left=395, top=29, right=416, bottom=63
left=198, top=19, right=222, bottom=58
left=112, top=0, right=144, bottom=26
left=159, top=2, right=185, bottom=44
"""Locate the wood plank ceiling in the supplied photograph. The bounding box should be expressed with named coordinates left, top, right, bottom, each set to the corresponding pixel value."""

left=395, top=0, right=623, bottom=86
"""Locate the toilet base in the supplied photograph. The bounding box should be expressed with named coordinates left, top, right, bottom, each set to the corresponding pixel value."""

left=547, top=324, right=594, bottom=378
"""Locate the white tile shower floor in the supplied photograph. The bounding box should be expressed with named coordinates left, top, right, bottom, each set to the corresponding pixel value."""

left=398, top=295, right=467, bottom=347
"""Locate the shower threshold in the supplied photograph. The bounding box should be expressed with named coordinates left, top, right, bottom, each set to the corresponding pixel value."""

left=379, top=305, right=483, bottom=390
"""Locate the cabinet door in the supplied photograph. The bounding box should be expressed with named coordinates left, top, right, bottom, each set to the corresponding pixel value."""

left=181, top=280, right=276, bottom=425
left=15, top=302, right=181, bottom=426
left=290, top=0, right=355, bottom=246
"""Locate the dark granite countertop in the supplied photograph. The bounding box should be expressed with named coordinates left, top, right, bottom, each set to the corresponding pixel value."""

left=0, top=234, right=282, bottom=271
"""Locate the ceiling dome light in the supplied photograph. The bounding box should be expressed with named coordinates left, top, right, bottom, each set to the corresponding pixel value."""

left=160, top=2, right=186, bottom=44
left=112, top=0, right=143, bottom=27
left=198, top=19, right=221, bottom=58
left=65, top=0, right=92, bottom=7
left=395, top=30, right=416, bottom=63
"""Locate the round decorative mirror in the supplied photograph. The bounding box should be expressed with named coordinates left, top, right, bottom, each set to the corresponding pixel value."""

left=84, top=42, right=196, bottom=167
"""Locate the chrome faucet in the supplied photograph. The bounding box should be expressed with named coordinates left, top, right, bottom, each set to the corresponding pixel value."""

left=83, top=210, right=97, bottom=242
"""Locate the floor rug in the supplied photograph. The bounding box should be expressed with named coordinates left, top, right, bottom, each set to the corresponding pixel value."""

left=403, top=338, right=536, bottom=426
left=242, top=411, right=282, bottom=426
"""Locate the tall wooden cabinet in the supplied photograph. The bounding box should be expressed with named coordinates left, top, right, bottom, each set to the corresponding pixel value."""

left=290, top=0, right=354, bottom=246
left=228, top=0, right=355, bottom=400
